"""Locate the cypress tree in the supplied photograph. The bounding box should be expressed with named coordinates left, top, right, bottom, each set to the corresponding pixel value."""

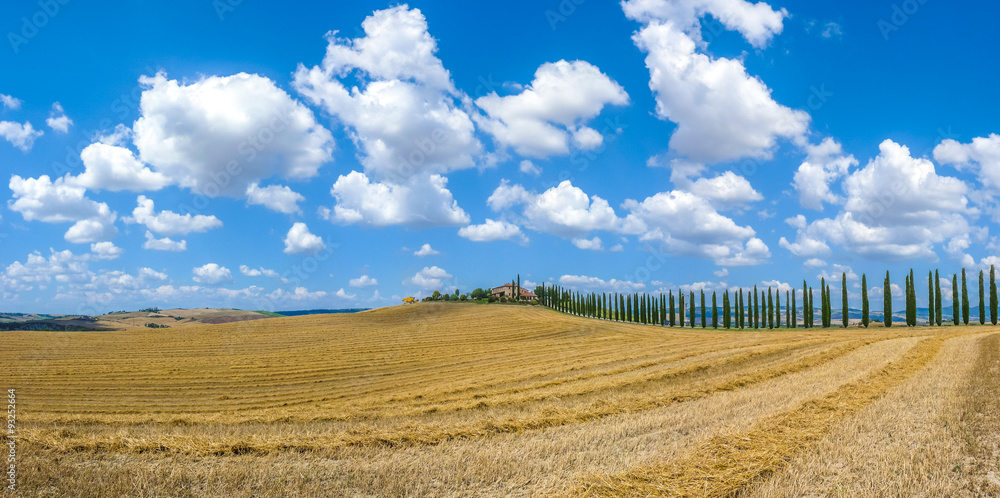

left=842, top=272, right=849, bottom=327
left=820, top=278, right=827, bottom=328
left=774, top=290, right=780, bottom=328
left=626, top=294, right=632, bottom=322
left=712, top=291, right=718, bottom=328
left=745, top=289, right=751, bottom=329
left=820, top=284, right=826, bottom=328
left=903, top=274, right=909, bottom=326
left=700, top=290, right=707, bottom=328
left=980, top=270, right=986, bottom=325
left=767, top=287, right=773, bottom=329
left=679, top=292, right=685, bottom=327
left=907, top=270, right=915, bottom=326
left=935, top=269, right=943, bottom=326
left=753, top=285, right=759, bottom=329
left=953, top=274, right=960, bottom=326
left=962, top=268, right=969, bottom=325
left=906, top=272, right=914, bottom=327
left=723, top=290, right=731, bottom=329
left=785, top=290, right=791, bottom=328
left=806, top=287, right=812, bottom=328
left=669, top=291, right=675, bottom=326
left=640, top=294, right=646, bottom=324
left=861, top=273, right=869, bottom=327
left=689, top=291, right=696, bottom=329
left=928, top=271, right=934, bottom=327
left=802, top=280, right=809, bottom=328
left=883, top=271, right=892, bottom=328
left=992, top=265, right=998, bottom=325
left=791, top=289, right=797, bottom=328
left=634, top=293, right=640, bottom=323
left=826, top=284, right=832, bottom=327
left=737, top=289, right=744, bottom=329
left=823, top=283, right=829, bottom=328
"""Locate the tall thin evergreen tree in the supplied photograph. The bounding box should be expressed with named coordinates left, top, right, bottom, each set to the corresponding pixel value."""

left=689, top=291, right=696, bottom=329
left=791, top=288, right=797, bottom=328
left=668, top=291, right=674, bottom=326
left=862, top=273, right=870, bottom=327
left=626, top=294, right=632, bottom=322
left=712, top=291, right=718, bottom=328
left=700, top=290, right=707, bottom=328
left=953, top=274, right=960, bottom=326
left=935, top=269, right=943, bottom=326
left=826, top=285, right=832, bottom=327
left=679, top=292, right=685, bottom=327
left=962, top=268, right=969, bottom=325
left=723, top=290, right=731, bottom=329
left=753, top=285, right=759, bottom=329
left=767, top=287, right=774, bottom=329
left=820, top=278, right=828, bottom=328
left=906, top=271, right=915, bottom=327
left=785, top=289, right=795, bottom=328
left=774, top=288, right=779, bottom=328
left=802, top=280, right=809, bottom=328
left=807, top=287, right=815, bottom=328
left=992, top=265, right=998, bottom=325
left=842, top=272, right=849, bottom=327
left=739, top=290, right=745, bottom=329
left=884, top=271, right=892, bottom=328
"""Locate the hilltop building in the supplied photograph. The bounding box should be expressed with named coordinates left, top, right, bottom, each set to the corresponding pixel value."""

left=491, top=283, right=537, bottom=300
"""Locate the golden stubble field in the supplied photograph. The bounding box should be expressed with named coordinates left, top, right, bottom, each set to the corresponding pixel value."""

left=2, top=303, right=999, bottom=496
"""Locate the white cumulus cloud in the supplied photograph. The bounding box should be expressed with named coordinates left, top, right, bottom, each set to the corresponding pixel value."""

left=143, top=231, right=186, bottom=251
left=69, top=143, right=171, bottom=192
left=349, top=275, right=378, bottom=287
left=488, top=180, right=623, bottom=238
left=458, top=219, right=528, bottom=244
left=90, top=242, right=123, bottom=260
left=133, top=71, right=334, bottom=197
left=192, top=263, right=233, bottom=285
left=321, top=171, right=469, bottom=227
left=283, top=222, right=326, bottom=255
left=125, top=195, right=222, bottom=236
left=0, top=121, right=43, bottom=152
left=407, top=266, right=453, bottom=290
left=46, top=102, right=73, bottom=133
left=475, top=59, right=629, bottom=158
left=245, top=183, right=305, bottom=214
left=414, top=243, right=440, bottom=257
left=625, top=0, right=808, bottom=163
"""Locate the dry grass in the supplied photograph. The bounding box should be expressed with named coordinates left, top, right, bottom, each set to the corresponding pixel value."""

left=1, top=303, right=993, bottom=496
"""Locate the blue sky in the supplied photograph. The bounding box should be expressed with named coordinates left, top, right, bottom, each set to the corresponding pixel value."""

left=2, top=0, right=1000, bottom=314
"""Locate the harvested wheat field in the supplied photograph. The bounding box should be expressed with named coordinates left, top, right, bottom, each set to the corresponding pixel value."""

left=3, top=303, right=999, bottom=496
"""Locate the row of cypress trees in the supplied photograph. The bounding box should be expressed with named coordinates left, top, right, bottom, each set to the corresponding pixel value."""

left=538, top=265, right=1000, bottom=328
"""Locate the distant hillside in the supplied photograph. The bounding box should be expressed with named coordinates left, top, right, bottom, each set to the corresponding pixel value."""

left=274, top=308, right=372, bottom=317
left=1, top=308, right=282, bottom=331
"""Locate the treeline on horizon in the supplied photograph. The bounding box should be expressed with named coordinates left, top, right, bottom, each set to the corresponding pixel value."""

left=536, top=266, right=1000, bottom=329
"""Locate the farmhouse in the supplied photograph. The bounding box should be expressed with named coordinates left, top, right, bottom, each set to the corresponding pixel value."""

left=491, top=283, right=537, bottom=300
